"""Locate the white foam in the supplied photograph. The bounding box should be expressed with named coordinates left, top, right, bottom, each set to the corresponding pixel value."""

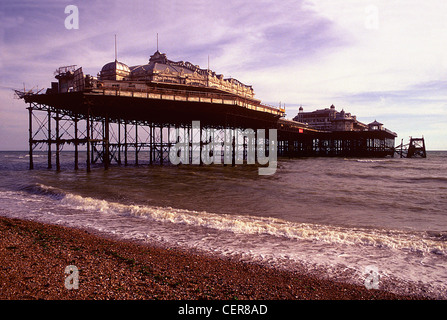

left=58, top=191, right=447, bottom=255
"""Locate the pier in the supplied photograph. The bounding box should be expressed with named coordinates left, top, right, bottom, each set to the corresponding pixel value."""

left=16, top=49, right=398, bottom=171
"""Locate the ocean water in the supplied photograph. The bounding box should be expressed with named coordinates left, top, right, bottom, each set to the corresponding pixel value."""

left=0, top=150, right=446, bottom=298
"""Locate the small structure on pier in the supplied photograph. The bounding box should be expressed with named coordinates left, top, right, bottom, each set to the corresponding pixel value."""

left=287, top=106, right=397, bottom=157
left=395, top=137, right=427, bottom=158
left=294, top=105, right=373, bottom=132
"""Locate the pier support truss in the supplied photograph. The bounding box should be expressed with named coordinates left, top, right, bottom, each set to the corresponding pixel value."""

left=26, top=101, right=276, bottom=171
left=276, top=130, right=395, bottom=158
left=25, top=100, right=397, bottom=171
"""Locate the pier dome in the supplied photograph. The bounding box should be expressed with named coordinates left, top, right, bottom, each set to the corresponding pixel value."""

left=100, top=60, right=130, bottom=80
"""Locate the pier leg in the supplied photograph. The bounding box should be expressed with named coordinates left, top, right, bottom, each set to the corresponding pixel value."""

left=400, top=139, right=404, bottom=158
left=55, top=110, right=60, bottom=172
left=74, top=114, right=79, bottom=170
left=149, top=124, right=153, bottom=165
left=166, top=125, right=171, bottom=165
left=104, top=114, right=109, bottom=170
left=199, top=124, right=203, bottom=166
left=135, top=123, right=138, bottom=165
left=86, top=108, right=91, bottom=173
left=47, top=109, right=52, bottom=169
left=117, top=120, right=121, bottom=165
left=232, top=134, right=236, bottom=167
left=243, top=134, right=247, bottom=163
left=124, top=122, right=128, bottom=166
left=288, top=135, right=293, bottom=159
left=189, top=124, right=192, bottom=164
left=28, top=105, right=33, bottom=170
left=254, top=130, right=258, bottom=164
left=160, top=125, right=163, bottom=165
left=90, top=117, right=94, bottom=165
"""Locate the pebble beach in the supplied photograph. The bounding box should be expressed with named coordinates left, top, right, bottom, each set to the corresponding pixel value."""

left=0, top=216, right=428, bottom=300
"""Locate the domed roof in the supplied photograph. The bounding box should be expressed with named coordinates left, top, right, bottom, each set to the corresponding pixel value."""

left=369, top=120, right=383, bottom=126
left=101, top=60, right=130, bottom=73
left=149, top=50, right=168, bottom=64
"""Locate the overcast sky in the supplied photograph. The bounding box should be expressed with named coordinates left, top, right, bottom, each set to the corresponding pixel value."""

left=1, top=0, right=446, bottom=150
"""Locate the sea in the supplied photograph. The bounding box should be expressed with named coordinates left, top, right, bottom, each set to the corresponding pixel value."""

left=0, top=150, right=446, bottom=299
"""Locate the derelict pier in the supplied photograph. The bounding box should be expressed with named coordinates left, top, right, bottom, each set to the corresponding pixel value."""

left=16, top=49, right=399, bottom=171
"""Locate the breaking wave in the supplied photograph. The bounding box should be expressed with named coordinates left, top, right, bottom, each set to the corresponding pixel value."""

left=20, top=183, right=447, bottom=256
left=19, top=183, right=67, bottom=200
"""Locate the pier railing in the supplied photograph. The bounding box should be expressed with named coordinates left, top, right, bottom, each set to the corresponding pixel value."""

left=88, top=84, right=285, bottom=117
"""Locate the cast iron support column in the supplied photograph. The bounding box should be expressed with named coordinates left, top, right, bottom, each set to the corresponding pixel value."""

left=135, top=122, right=138, bottom=165
left=188, top=124, right=192, bottom=164
left=232, top=134, right=236, bottom=167
left=168, top=125, right=171, bottom=165
left=47, top=108, right=52, bottom=169
left=149, top=124, right=153, bottom=165
left=90, top=116, right=94, bottom=165
left=74, top=114, right=79, bottom=170
left=28, top=105, right=33, bottom=170
left=288, top=133, right=293, bottom=159
left=160, top=125, right=163, bottom=165
left=104, top=114, right=109, bottom=170
left=55, top=109, right=60, bottom=172
left=199, top=123, right=203, bottom=166
left=124, top=122, right=128, bottom=166
left=117, top=120, right=121, bottom=165
left=86, top=107, right=91, bottom=173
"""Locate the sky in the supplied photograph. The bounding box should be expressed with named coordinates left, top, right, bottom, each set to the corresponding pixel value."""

left=0, top=0, right=446, bottom=150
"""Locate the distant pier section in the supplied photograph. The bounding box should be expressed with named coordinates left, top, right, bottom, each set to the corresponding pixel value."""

left=16, top=47, right=400, bottom=171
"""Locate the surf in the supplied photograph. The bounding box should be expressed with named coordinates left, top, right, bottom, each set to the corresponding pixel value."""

left=16, top=183, right=446, bottom=256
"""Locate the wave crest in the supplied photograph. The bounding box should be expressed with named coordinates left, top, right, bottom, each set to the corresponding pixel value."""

left=19, top=183, right=66, bottom=200
left=46, top=187, right=447, bottom=255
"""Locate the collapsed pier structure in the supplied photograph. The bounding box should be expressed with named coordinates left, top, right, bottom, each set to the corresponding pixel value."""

left=16, top=47, right=400, bottom=171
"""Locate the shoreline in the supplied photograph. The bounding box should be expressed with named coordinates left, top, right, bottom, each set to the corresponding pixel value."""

left=0, top=216, right=430, bottom=300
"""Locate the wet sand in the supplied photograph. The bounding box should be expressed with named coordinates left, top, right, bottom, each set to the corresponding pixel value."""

left=0, top=216, right=429, bottom=300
